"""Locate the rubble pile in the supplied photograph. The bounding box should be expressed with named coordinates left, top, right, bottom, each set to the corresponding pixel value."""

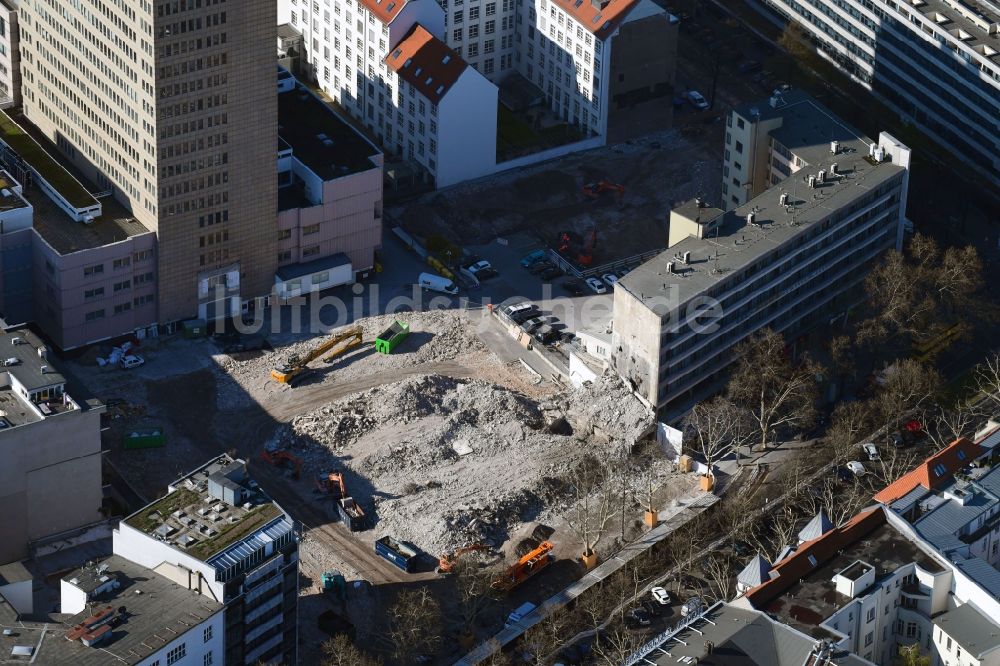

left=275, top=371, right=665, bottom=553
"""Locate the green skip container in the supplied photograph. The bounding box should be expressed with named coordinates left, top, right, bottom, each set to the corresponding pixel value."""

left=123, top=426, right=166, bottom=450
left=374, top=321, right=409, bottom=354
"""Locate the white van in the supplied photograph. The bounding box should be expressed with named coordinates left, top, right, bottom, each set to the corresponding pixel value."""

left=120, top=354, right=145, bottom=369
left=418, top=272, right=458, bottom=295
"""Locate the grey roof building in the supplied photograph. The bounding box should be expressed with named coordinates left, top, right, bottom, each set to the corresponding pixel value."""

left=798, top=510, right=834, bottom=544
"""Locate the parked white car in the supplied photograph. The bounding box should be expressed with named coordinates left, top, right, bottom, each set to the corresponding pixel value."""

left=685, top=90, right=709, bottom=110
left=602, top=273, right=619, bottom=287
left=585, top=277, right=607, bottom=294
left=467, top=260, right=493, bottom=276
left=650, top=586, right=671, bottom=605
left=862, top=442, right=880, bottom=461
left=120, top=354, right=145, bottom=369
left=846, top=460, right=867, bottom=476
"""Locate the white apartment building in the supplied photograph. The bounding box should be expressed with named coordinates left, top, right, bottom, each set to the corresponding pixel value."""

left=0, top=0, right=18, bottom=109
left=613, top=92, right=910, bottom=413
left=281, top=0, right=676, bottom=186
left=755, top=0, right=1000, bottom=187
left=284, top=0, right=498, bottom=187
left=114, top=456, right=299, bottom=666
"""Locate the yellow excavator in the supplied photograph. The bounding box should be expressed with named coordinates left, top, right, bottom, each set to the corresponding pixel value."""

left=270, top=325, right=364, bottom=385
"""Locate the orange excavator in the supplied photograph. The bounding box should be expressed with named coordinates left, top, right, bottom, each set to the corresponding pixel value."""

left=437, top=544, right=491, bottom=574
left=582, top=180, right=624, bottom=205
left=259, top=449, right=302, bottom=480
left=315, top=471, right=346, bottom=499
left=490, top=541, right=554, bottom=591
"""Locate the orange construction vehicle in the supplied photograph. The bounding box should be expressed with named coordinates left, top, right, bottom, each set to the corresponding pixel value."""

left=315, top=471, right=346, bottom=499
left=259, top=449, right=302, bottom=480
left=582, top=180, right=624, bottom=204
left=491, top=541, right=554, bottom=591
left=437, top=544, right=491, bottom=574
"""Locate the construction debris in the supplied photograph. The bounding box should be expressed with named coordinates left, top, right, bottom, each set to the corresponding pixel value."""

left=273, top=371, right=669, bottom=555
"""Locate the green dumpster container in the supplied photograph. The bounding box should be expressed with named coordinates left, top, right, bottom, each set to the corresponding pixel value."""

left=374, top=321, right=409, bottom=354
left=181, top=318, right=207, bottom=339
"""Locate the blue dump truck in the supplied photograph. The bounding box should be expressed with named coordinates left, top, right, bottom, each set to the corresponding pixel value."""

left=375, top=535, right=419, bottom=572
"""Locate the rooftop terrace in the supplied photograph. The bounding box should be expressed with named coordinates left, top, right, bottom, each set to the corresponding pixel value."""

left=0, top=555, right=222, bottom=666
left=619, top=93, right=906, bottom=313
left=124, top=456, right=289, bottom=565
left=278, top=87, right=379, bottom=182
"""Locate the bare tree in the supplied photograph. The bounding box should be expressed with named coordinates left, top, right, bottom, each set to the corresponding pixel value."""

left=749, top=504, right=799, bottom=563
left=564, top=453, right=619, bottom=562
left=683, top=397, right=749, bottom=475
left=871, top=447, right=920, bottom=487
left=479, top=640, right=515, bottom=666
left=452, top=557, right=499, bottom=639
left=803, top=474, right=871, bottom=527
left=703, top=552, right=737, bottom=602
left=826, top=400, right=876, bottom=463
left=384, top=588, right=443, bottom=662
left=974, top=352, right=1000, bottom=413
left=872, top=359, right=941, bottom=432
left=521, top=611, right=573, bottom=666
left=728, top=329, right=823, bottom=451
left=591, top=623, right=640, bottom=665
left=925, top=399, right=981, bottom=449
left=858, top=234, right=983, bottom=351
left=322, top=635, right=383, bottom=666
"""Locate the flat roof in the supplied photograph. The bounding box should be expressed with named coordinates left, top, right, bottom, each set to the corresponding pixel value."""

left=619, top=93, right=905, bottom=314
left=123, top=456, right=289, bottom=565
left=0, top=555, right=222, bottom=666
left=634, top=603, right=871, bottom=665
left=906, top=0, right=1000, bottom=59
left=0, top=172, right=29, bottom=213
left=275, top=252, right=351, bottom=281
left=753, top=520, right=943, bottom=639
left=0, top=327, right=64, bottom=391
left=278, top=88, right=379, bottom=180
left=936, top=599, right=1000, bottom=658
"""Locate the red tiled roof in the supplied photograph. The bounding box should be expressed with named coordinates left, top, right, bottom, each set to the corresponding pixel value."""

left=550, top=0, right=639, bottom=39
left=872, top=437, right=982, bottom=504
left=360, top=0, right=409, bottom=24
left=744, top=507, right=886, bottom=610
left=385, top=25, right=468, bottom=105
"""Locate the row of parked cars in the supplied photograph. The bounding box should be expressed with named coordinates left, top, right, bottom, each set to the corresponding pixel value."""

left=500, top=302, right=569, bottom=345
left=520, top=250, right=630, bottom=295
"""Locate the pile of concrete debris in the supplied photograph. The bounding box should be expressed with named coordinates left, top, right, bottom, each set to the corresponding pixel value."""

left=276, top=371, right=662, bottom=553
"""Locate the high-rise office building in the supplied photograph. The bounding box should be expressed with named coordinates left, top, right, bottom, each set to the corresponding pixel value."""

left=17, top=0, right=278, bottom=323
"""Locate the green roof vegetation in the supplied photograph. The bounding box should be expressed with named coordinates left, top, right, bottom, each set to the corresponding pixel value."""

left=126, top=488, right=201, bottom=534
left=190, top=503, right=282, bottom=561
left=125, top=487, right=284, bottom=562
left=0, top=111, right=97, bottom=209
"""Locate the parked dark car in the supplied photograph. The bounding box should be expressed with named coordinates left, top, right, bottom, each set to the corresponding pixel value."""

left=538, top=266, right=563, bottom=280
left=626, top=608, right=652, bottom=627
left=642, top=599, right=666, bottom=617
left=562, top=280, right=585, bottom=296
left=737, top=59, right=762, bottom=73
left=528, top=260, right=556, bottom=275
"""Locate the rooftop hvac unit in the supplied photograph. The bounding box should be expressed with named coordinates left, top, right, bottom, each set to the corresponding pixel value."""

left=1, top=189, right=11, bottom=197
left=830, top=162, right=838, bottom=175
left=683, top=251, right=691, bottom=264
left=779, top=192, right=789, bottom=206
left=666, top=261, right=675, bottom=274
left=39, top=365, right=49, bottom=374
left=11, top=337, right=23, bottom=345
left=817, top=169, right=826, bottom=183
left=808, top=175, right=817, bottom=189
left=830, top=140, right=839, bottom=155
left=746, top=212, right=755, bottom=226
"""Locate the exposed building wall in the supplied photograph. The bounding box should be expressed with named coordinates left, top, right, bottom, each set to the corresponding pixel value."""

left=0, top=225, right=33, bottom=325
left=435, top=69, right=499, bottom=187
left=610, top=284, right=663, bottom=407
left=606, top=11, right=677, bottom=142
left=0, top=405, right=102, bottom=563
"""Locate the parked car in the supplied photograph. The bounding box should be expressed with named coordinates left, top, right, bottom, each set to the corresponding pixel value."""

left=585, top=277, right=607, bottom=294
left=846, top=460, right=867, bottom=476
left=642, top=599, right=665, bottom=617
left=538, top=266, right=563, bottom=281
left=475, top=266, right=498, bottom=280
left=602, top=273, right=618, bottom=287
left=650, top=586, right=671, bottom=605
left=626, top=608, right=652, bottom=627
left=528, top=260, right=557, bottom=275
left=120, top=354, right=145, bottom=369
left=684, top=90, right=709, bottom=110
left=533, top=324, right=559, bottom=344
left=616, top=267, right=631, bottom=278
left=466, top=260, right=493, bottom=276
left=522, top=316, right=549, bottom=333
left=562, top=280, right=585, bottom=296
left=502, top=303, right=537, bottom=323
left=889, top=431, right=908, bottom=449
left=737, top=59, right=762, bottom=73
left=862, top=442, right=880, bottom=461
left=520, top=249, right=548, bottom=268
left=731, top=541, right=753, bottom=557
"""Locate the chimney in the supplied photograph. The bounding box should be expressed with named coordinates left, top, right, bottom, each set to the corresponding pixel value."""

left=37, top=346, right=48, bottom=361
left=682, top=251, right=691, bottom=264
